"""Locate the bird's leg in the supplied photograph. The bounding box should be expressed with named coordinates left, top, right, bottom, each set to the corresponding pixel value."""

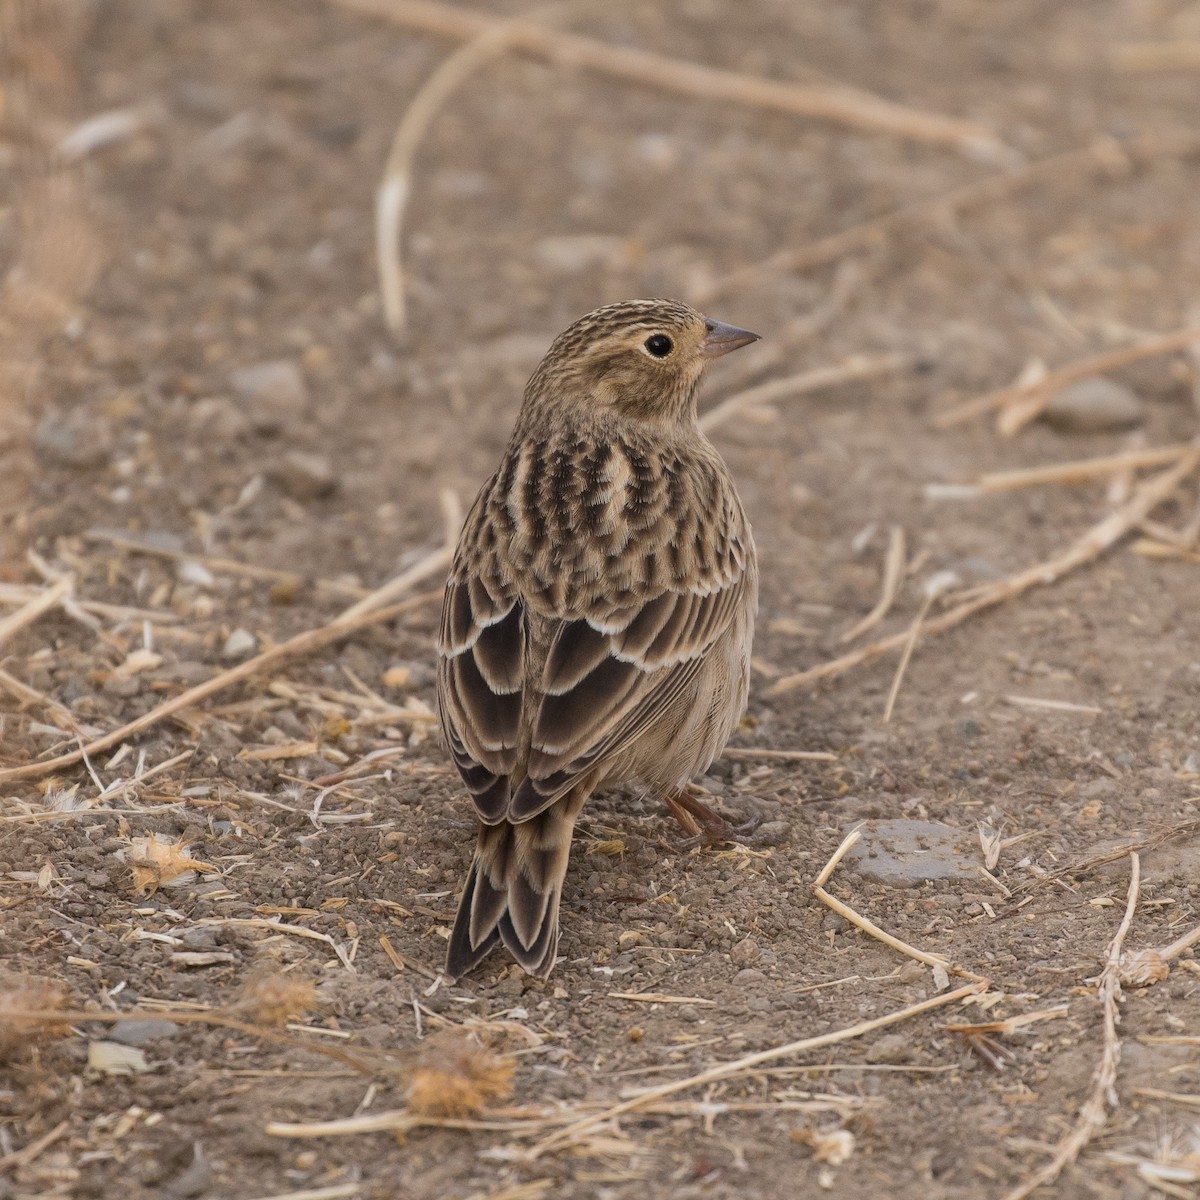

left=661, top=786, right=762, bottom=849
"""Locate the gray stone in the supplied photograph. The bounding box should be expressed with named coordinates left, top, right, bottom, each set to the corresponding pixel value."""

left=864, top=1032, right=914, bottom=1064
left=110, top=1019, right=181, bottom=1046
left=1042, top=377, right=1144, bottom=433
left=221, top=628, right=256, bottom=659
left=729, top=936, right=761, bottom=967
left=34, top=407, right=113, bottom=468
left=229, top=359, right=308, bottom=433
left=269, top=450, right=337, bottom=500
left=843, top=819, right=975, bottom=886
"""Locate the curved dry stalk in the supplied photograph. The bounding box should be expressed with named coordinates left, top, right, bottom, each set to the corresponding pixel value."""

left=701, top=137, right=1133, bottom=304
left=0, top=577, right=447, bottom=784
left=527, top=981, right=985, bottom=1158
left=0, top=576, right=72, bottom=652
left=769, top=447, right=1200, bottom=696
left=342, top=0, right=1004, bottom=156
left=841, top=525, right=906, bottom=643
left=698, top=354, right=908, bottom=434
left=999, top=854, right=1140, bottom=1200
left=377, top=2, right=573, bottom=330
left=934, top=324, right=1200, bottom=433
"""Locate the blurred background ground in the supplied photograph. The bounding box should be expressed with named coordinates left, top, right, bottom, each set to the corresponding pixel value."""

left=2, top=1, right=1200, bottom=1197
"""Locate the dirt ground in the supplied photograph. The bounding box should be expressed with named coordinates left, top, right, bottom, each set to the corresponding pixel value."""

left=3, top=1, right=1200, bottom=1197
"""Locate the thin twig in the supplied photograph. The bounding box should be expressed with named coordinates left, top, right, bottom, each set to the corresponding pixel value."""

left=84, top=530, right=368, bottom=599
left=811, top=826, right=990, bottom=983
left=769, top=447, right=1200, bottom=696
left=335, top=545, right=452, bottom=623
left=723, top=748, right=838, bottom=763
left=1000, top=853, right=1140, bottom=1200
left=0, top=576, right=72, bottom=652
left=1112, top=43, right=1200, bottom=72
left=527, top=980, right=985, bottom=1158
left=376, top=2, right=573, bottom=330
left=882, top=590, right=932, bottom=723
left=934, top=325, right=1200, bottom=433
left=0, top=587, right=443, bottom=784
left=842, top=525, right=906, bottom=643
left=0, top=1119, right=69, bottom=1176
left=336, top=0, right=1003, bottom=156
left=701, top=137, right=1135, bottom=303
left=0, top=665, right=78, bottom=729
left=698, top=354, right=908, bottom=435
left=971, top=444, right=1197, bottom=493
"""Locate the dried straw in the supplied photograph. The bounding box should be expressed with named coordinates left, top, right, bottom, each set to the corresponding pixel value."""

left=999, top=854, right=1140, bottom=1200
left=336, top=0, right=1003, bottom=155
left=769, top=447, right=1200, bottom=696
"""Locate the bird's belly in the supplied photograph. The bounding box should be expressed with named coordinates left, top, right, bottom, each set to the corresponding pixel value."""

left=604, top=611, right=753, bottom=794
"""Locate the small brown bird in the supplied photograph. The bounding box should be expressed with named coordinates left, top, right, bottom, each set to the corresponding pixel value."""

left=438, top=298, right=760, bottom=979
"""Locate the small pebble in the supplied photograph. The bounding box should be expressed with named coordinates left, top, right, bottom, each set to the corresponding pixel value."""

left=222, top=628, right=256, bottom=659
left=109, top=1019, right=181, bottom=1046
left=34, top=407, right=113, bottom=468
left=269, top=450, right=337, bottom=500
left=733, top=968, right=767, bottom=986
left=864, top=1032, right=914, bottom=1064
left=229, top=359, right=308, bottom=433
left=1041, top=377, right=1144, bottom=433
left=730, top=937, right=761, bottom=967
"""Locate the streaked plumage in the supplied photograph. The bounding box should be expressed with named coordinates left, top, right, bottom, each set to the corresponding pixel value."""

left=438, top=298, right=760, bottom=979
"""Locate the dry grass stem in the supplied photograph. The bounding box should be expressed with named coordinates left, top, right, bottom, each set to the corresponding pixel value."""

left=0, top=664, right=78, bottom=728
left=882, top=590, right=934, bottom=723
left=83, top=529, right=369, bottom=599
left=0, top=580, right=181, bottom=624
left=972, top=445, right=1197, bottom=492
left=527, top=981, right=985, bottom=1158
left=934, top=325, right=1200, bottom=433
left=944, top=1006, right=1069, bottom=1035
left=0, top=575, right=72, bottom=651
left=1131, top=538, right=1200, bottom=564
left=0, top=587, right=442, bottom=783
left=812, top=826, right=864, bottom=889
left=842, top=525, right=906, bottom=643
left=811, top=827, right=989, bottom=983
left=335, top=0, right=1003, bottom=155
left=1000, top=853, right=1140, bottom=1200
left=335, top=546, right=452, bottom=623
left=769, top=448, right=1200, bottom=696
left=1129, top=1087, right=1200, bottom=1108
left=1002, top=695, right=1102, bottom=715
left=376, top=3, right=573, bottom=330
left=723, top=748, right=838, bottom=763
left=607, top=992, right=717, bottom=1005
left=1113, top=43, right=1200, bottom=72
left=241, top=1183, right=365, bottom=1200
left=704, top=137, right=1141, bottom=301
left=0, top=1119, right=70, bottom=1175
left=698, top=354, right=908, bottom=435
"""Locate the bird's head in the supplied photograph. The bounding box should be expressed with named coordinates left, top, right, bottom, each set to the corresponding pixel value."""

left=522, top=298, right=760, bottom=426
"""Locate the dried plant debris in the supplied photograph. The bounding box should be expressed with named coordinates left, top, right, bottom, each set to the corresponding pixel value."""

left=120, top=833, right=217, bottom=895
left=229, top=972, right=319, bottom=1027
left=405, top=1027, right=516, bottom=1118
left=0, top=975, right=71, bottom=1061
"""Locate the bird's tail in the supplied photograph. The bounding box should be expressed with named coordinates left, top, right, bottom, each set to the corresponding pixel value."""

left=445, top=789, right=586, bottom=979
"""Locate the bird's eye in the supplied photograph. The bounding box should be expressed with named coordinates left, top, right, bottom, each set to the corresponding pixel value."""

left=644, top=334, right=674, bottom=358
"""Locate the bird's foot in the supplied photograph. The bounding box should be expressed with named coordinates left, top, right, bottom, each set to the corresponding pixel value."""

left=661, top=789, right=763, bottom=851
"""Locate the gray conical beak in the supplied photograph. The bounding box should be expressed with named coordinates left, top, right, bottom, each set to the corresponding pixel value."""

left=701, top=318, right=761, bottom=358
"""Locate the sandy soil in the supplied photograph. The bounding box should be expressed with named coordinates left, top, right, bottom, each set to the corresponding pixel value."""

left=3, top=2, right=1200, bottom=1197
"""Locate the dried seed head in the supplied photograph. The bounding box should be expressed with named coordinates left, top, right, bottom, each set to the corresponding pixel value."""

left=405, top=1028, right=515, bottom=1117
left=232, top=973, right=318, bottom=1027
left=0, top=975, right=71, bottom=1061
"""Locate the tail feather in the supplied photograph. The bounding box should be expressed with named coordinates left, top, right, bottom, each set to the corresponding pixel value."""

left=445, top=791, right=584, bottom=979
